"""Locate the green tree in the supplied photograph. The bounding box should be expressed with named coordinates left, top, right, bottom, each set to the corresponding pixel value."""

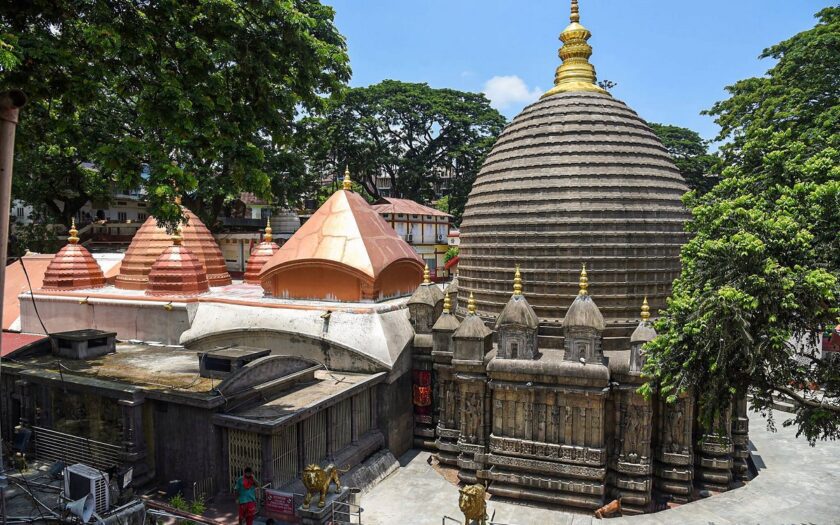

left=435, top=195, right=450, bottom=214
left=1, top=0, right=350, bottom=232
left=642, top=8, right=840, bottom=444
left=649, top=123, right=720, bottom=195
left=301, top=80, right=506, bottom=223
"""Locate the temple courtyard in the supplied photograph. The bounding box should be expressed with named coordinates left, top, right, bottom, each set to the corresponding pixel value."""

left=360, top=407, right=840, bottom=525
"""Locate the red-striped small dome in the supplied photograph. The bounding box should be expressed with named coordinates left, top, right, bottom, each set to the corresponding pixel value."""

left=116, top=206, right=230, bottom=290
left=42, top=221, right=106, bottom=291
left=146, top=233, right=209, bottom=297
left=244, top=220, right=280, bottom=285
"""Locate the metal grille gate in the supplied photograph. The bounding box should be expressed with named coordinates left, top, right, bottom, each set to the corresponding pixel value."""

left=32, top=426, right=124, bottom=470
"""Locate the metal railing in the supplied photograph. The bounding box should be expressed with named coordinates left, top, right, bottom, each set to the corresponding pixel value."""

left=330, top=498, right=363, bottom=524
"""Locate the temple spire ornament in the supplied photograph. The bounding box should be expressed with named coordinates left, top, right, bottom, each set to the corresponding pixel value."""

left=578, top=263, right=589, bottom=296
left=542, top=0, right=607, bottom=98
left=264, top=218, right=273, bottom=243
left=343, top=166, right=352, bottom=191
left=171, top=225, right=183, bottom=246
left=443, top=292, right=451, bottom=314
left=68, top=218, right=79, bottom=244
left=423, top=264, right=431, bottom=284
left=513, top=264, right=523, bottom=296
left=467, top=292, right=477, bottom=315
left=641, top=296, right=650, bottom=322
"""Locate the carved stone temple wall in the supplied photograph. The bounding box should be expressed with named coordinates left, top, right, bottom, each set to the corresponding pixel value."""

left=409, top=272, right=751, bottom=513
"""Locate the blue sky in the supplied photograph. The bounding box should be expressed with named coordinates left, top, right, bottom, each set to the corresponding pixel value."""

left=323, top=0, right=833, bottom=142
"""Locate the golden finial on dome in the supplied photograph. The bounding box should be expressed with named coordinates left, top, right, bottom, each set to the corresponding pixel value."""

left=423, top=263, right=431, bottom=284
left=641, top=296, right=650, bottom=322
left=343, top=166, right=352, bottom=191
left=542, top=0, right=607, bottom=98
left=172, top=224, right=183, bottom=246
left=443, top=292, right=451, bottom=314
left=468, top=292, right=477, bottom=315
left=513, top=264, right=523, bottom=296
left=68, top=218, right=79, bottom=244
left=264, top=217, right=273, bottom=243
left=578, top=263, right=589, bottom=296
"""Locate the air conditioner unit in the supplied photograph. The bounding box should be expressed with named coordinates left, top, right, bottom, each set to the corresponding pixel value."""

left=406, top=234, right=413, bottom=243
left=64, top=463, right=111, bottom=516
left=436, top=235, right=444, bottom=243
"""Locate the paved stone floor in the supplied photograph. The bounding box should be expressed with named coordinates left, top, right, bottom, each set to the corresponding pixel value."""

left=360, top=409, right=840, bottom=525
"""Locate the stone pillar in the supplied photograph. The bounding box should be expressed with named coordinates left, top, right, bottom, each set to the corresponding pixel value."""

left=730, top=394, right=750, bottom=482
left=654, top=393, right=695, bottom=503
left=455, top=372, right=488, bottom=484
left=694, top=403, right=733, bottom=493
left=15, top=380, right=35, bottom=427
left=609, top=387, right=652, bottom=514
left=261, top=434, right=275, bottom=488
left=119, top=398, right=149, bottom=481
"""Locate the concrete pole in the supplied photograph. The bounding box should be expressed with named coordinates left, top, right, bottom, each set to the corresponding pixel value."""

left=0, top=89, right=27, bottom=525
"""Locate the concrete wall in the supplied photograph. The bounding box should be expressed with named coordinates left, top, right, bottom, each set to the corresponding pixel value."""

left=19, top=294, right=194, bottom=345
left=150, top=400, right=224, bottom=494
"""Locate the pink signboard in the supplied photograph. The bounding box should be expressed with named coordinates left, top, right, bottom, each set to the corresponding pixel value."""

left=263, top=489, right=298, bottom=523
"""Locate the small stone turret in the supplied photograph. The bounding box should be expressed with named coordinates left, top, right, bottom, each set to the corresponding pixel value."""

left=432, top=292, right=462, bottom=465
left=452, top=292, right=493, bottom=483
left=563, top=264, right=605, bottom=364
left=445, top=273, right=460, bottom=313
left=629, top=297, right=656, bottom=374
left=408, top=264, right=445, bottom=333
left=433, top=292, right=460, bottom=355
left=453, top=292, right=493, bottom=363
left=495, top=265, right=539, bottom=359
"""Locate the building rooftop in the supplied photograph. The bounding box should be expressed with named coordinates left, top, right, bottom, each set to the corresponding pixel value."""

left=371, top=197, right=451, bottom=218
left=12, top=341, right=216, bottom=394
left=223, top=369, right=383, bottom=426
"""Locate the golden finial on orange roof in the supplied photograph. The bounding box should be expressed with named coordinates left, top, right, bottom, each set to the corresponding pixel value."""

left=264, top=217, right=273, bottom=243
left=641, top=296, right=650, bottom=322
left=542, top=0, right=607, bottom=98
left=578, top=263, right=589, bottom=296
left=513, top=264, right=523, bottom=296
left=468, top=292, right=477, bottom=315
left=343, top=166, right=352, bottom=191
left=68, top=218, right=79, bottom=244
left=443, top=292, right=451, bottom=314
left=423, top=264, right=431, bottom=284
left=171, top=225, right=183, bottom=246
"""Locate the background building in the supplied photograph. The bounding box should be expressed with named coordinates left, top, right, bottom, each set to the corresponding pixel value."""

left=371, top=197, right=451, bottom=281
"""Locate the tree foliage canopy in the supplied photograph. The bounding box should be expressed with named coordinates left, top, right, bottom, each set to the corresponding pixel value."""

left=300, top=80, right=506, bottom=224
left=642, top=8, right=840, bottom=443
left=1, top=0, right=350, bottom=231
left=649, top=122, right=719, bottom=195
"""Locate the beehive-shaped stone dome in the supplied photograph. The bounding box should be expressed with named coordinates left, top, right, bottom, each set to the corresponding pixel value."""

left=456, top=2, right=689, bottom=348
left=42, top=221, right=106, bottom=291
left=115, top=207, right=231, bottom=290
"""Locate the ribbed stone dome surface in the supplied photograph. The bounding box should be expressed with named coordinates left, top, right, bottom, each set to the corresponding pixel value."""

left=457, top=91, right=689, bottom=348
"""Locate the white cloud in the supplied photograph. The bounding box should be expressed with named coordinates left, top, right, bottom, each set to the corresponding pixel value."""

left=482, top=75, right=542, bottom=111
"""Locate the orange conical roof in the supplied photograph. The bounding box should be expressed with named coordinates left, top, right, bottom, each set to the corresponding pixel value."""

left=115, top=207, right=231, bottom=290
left=42, top=220, right=106, bottom=291
left=244, top=219, right=280, bottom=285
left=146, top=231, right=210, bottom=296
left=260, top=182, right=423, bottom=301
